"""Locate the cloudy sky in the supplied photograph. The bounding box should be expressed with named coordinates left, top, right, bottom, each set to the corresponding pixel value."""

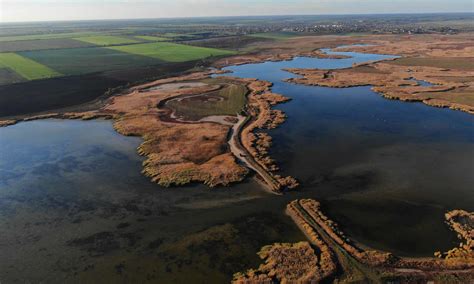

left=1, top=0, right=473, bottom=23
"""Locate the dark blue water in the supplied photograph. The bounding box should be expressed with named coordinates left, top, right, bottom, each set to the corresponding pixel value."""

left=221, top=53, right=394, bottom=83
left=219, top=49, right=474, bottom=255
left=407, top=77, right=435, bottom=87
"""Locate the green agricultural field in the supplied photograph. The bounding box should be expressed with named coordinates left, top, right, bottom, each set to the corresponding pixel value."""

left=108, top=42, right=235, bottom=62
left=0, top=32, right=102, bottom=42
left=134, top=35, right=168, bottom=41
left=247, top=32, right=297, bottom=40
left=19, top=47, right=163, bottom=75
left=167, top=83, right=247, bottom=120
left=74, top=35, right=139, bottom=46
left=0, top=38, right=94, bottom=52
left=0, top=53, right=61, bottom=80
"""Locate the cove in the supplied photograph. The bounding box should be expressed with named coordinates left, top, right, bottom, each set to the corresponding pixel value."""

left=219, top=50, right=474, bottom=256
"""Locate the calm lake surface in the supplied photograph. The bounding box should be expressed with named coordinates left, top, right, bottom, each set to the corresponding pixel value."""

left=1, top=49, right=473, bottom=282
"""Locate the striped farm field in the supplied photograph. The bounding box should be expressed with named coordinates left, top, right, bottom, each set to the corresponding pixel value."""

left=19, top=47, right=163, bottom=75
left=0, top=53, right=61, bottom=80
left=74, top=35, right=139, bottom=46
left=0, top=38, right=94, bottom=53
left=134, top=35, right=169, bottom=41
left=108, top=42, right=235, bottom=62
left=0, top=32, right=101, bottom=42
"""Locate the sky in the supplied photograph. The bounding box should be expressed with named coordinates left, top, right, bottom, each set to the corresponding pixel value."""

left=1, top=0, right=473, bottom=23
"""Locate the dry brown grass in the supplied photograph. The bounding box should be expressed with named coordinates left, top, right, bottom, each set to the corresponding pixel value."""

left=287, top=198, right=474, bottom=274
left=440, top=210, right=474, bottom=266
left=101, top=77, right=250, bottom=187
left=334, top=33, right=474, bottom=57
left=240, top=80, right=299, bottom=190
left=233, top=242, right=333, bottom=283
left=390, top=57, right=474, bottom=71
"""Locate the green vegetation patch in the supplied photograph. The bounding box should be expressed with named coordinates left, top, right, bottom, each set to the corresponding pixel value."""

left=74, top=35, right=139, bottom=46
left=108, top=42, right=235, bottom=62
left=390, top=57, right=474, bottom=71
left=0, top=53, right=61, bottom=80
left=134, top=35, right=168, bottom=42
left=19, top=47, right=163, bottom=75
left=0, top=38, right=94, bottom=53
left=167, top=83, right=247, bottom=120
left=247, top=32, right=297, bottom=40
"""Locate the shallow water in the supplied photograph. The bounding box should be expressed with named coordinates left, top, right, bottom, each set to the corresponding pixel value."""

left=0, top=119, right=306, bottom=282
left=407, top=77, right=435, bottom=87
left=1, top=48, right=473, bottom=282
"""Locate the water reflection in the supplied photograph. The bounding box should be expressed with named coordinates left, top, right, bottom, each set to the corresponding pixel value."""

left=1, top=48, right=473, bottom=281
left=0, top=119, right=302, bottom=282
left=220, top=49, right=474, bottom=256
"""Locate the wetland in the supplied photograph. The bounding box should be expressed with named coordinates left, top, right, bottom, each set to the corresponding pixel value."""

left=1, top=44, right=473, bottom=282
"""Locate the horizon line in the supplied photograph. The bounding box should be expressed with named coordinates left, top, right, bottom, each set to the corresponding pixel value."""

left=1, top=11, right=473, bottom=25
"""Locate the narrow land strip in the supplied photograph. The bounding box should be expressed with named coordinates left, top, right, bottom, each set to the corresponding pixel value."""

left=235, top=199, right=474, bottom=283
